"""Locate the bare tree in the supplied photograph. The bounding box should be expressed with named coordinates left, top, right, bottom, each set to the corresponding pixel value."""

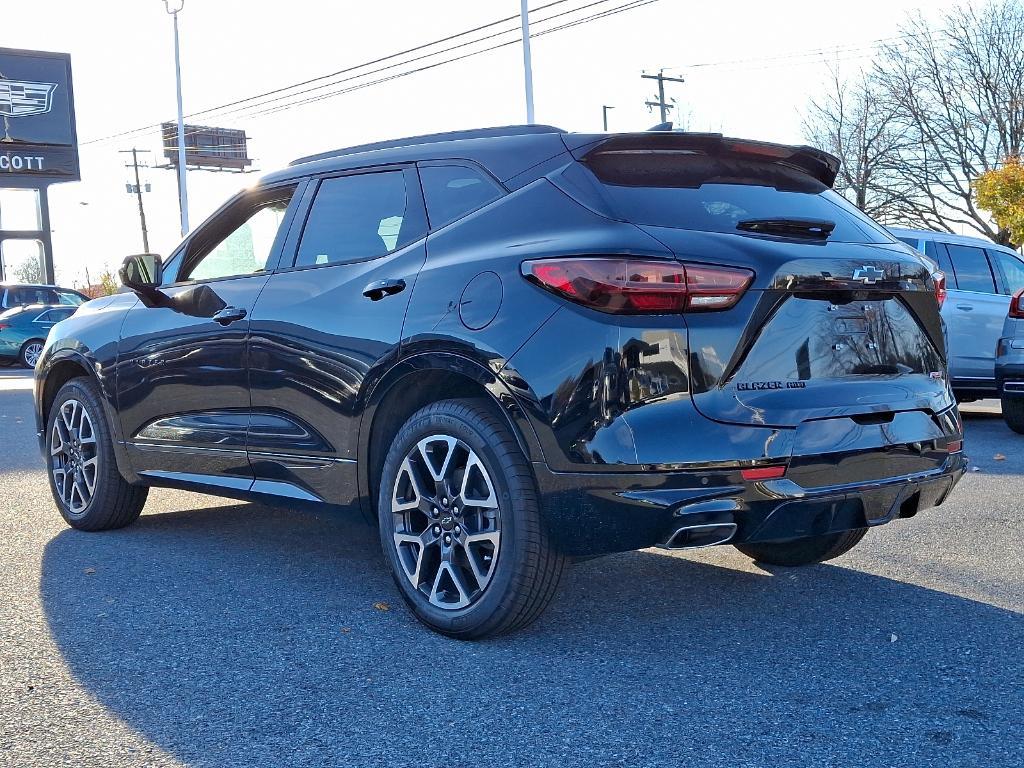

left=12, top=256, right=43, bottom=284
left=873, top=1, right=1024, bottom=244
left=803, top=69, right=909, bottom=220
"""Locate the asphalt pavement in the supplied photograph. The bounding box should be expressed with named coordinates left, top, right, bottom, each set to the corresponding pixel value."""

left=1, top=367, right=1021, bottom=767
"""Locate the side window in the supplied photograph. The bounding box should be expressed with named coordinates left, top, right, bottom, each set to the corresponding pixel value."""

left=295, top=171, right=412, bottom=268
left=895, top=236, right=920, bottom=250
left=945, top=243, right=996, bottom=293
left=989, top=250, right=1024, bottom=296
left=922, top=240, right=954, bottom=275
left=34, top=308, right=73, bottom=323
left=179, top=186, right=296, bottom=282
left=419, top=164, right=503, bottom=230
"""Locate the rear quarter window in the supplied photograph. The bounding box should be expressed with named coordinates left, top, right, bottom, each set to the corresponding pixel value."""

left=579, top=152, right=894, bottom=244
left=945, top=244, right=996, bottom=293
left=419, top=164, right=503, bottom=230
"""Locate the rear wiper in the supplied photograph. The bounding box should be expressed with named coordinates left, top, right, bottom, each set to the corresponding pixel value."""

left=737, top=217, right=836, bottom=239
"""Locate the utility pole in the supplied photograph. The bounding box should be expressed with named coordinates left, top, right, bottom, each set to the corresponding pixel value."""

left=641, top=69, right=685, bottom=124
left=519, top=0, right=535, bottom=123
left=121, top=148, right=151, bottom=253
left=602, top=105, right=615, bottom=131
left=164, top=0, right=190, bottom=235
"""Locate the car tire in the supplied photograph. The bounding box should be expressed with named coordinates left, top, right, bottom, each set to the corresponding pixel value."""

left=734, top=528, right=868, bottom=567
left=1002, top=396, right=1024, bottom=434
left=46, top=378, right=148, bottom=531
left=19, top=339, right=45, bottom=368
left=377, top=398, right=565, bottom=639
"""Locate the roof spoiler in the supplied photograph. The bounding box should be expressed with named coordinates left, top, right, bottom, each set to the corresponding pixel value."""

left=564, top=132, right=841, bottom=188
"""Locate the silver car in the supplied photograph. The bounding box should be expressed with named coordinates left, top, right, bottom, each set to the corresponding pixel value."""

left=889, top=227, right=1024, bottom=401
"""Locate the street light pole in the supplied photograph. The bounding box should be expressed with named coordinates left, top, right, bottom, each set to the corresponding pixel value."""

left=519, top=0, right=535, bottom=124
left=602, top=105, right=615, bottom=131
left=164, top=0, right=189, bottom=236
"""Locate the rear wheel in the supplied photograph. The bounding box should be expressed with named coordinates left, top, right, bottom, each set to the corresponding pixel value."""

left=46, top=378, right=148, bottom=531
left=20, top=339, right=44, bottom=368
left=734, top=528, right=868, bottom=567
left=1002, top=396, right=1024, bottom=434
left=378, top=398, right=565, bottom=639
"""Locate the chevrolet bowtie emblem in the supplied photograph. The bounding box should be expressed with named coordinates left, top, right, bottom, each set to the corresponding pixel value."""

left=852, top=265, right=885, bottom=284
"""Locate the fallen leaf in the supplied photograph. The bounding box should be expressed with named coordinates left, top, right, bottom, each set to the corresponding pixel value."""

left=970, top=466, right=982, bottom=472
left=340, top=627, right=351, bottom=634
left=83, top=568, right=96, bottom=575
left=890, top=633, right=899, bottom=643
left=373, top=602, right=391, bottom=612
left=994, top=453, right=1006, bottom=461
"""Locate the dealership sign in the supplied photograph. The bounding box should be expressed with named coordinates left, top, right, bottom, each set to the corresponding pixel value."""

left=0, top=48, right=79, bottom=181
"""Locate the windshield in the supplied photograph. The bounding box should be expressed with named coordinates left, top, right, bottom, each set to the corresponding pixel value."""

left=56, top=289, right=85, bottom=306
left=577, top=152, right=895, bottom=244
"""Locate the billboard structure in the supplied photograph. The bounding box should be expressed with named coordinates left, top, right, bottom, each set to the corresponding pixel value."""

left=160, top=123, right=252, bottom=171
left=0, top=47, right=79, bottom=283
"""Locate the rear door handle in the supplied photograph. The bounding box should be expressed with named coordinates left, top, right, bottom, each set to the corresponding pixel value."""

left=955, top=304, right=974, bottom=311
left=212, top=306, right=248, bottom=325
left=362, top=278, right=406, bottom=301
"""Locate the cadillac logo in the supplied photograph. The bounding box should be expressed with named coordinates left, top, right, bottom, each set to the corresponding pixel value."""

left=852, top=265, right=885, bottom=284
left=0, top=78, right=57, bottom=118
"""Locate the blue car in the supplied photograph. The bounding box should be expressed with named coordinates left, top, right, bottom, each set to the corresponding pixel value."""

left=996, top=288, right=1024, bottom=432
left=0, top=304, right=77, bottom=367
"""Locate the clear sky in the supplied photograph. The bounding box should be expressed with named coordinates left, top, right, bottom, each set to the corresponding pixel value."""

left=2, top=0, right=960, bottom=287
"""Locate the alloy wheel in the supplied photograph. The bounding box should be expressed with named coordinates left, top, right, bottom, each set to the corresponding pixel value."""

left=391, top=434, right=501, bottom=610
left=23, top=342, right=43, bottom=367
left=50, top=399, right=99, bottom=516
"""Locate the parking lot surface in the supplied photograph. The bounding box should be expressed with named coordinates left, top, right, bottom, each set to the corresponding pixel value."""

left=1, top=368, right=1021, bottom=767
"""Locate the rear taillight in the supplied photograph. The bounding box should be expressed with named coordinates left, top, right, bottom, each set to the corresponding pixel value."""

left=0, top=324, right=9, bottom=331
left=522, top=257, right=753, bottom=314
left=933, top=271, right=947, bottom=308
left=1009, top=288, right=1024, bottom=319
left=947, top=439, right=963, bottom=453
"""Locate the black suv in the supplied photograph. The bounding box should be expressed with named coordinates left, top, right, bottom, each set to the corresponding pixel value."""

left=35, top=126, right=966, bottom=638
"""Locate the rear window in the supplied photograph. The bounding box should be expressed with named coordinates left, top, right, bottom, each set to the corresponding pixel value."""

left=578, top=152, right=894, bottom=244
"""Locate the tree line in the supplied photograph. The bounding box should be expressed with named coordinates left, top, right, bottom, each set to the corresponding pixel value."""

left=805, top=0, right=1024, bottom=247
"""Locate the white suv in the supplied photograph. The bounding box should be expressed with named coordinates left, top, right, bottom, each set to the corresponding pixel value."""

left=889, top=227, right=1024, bottom=401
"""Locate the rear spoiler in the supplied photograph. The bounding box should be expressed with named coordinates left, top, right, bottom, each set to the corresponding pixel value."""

left=561, top=132, right=841, bottom=188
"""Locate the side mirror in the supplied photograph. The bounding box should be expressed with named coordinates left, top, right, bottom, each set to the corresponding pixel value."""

left=119, top=253, right=163, bottom=294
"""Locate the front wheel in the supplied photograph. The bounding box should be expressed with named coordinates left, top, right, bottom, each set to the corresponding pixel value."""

left=734, top=528, right=868, bottom=567
left=378, top=398, right=565, bottom=639
left=46, top=378, right=148, bottom=531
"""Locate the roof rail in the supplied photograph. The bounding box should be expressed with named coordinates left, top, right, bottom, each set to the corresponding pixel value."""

left=289, top=124, right=566, bottom=166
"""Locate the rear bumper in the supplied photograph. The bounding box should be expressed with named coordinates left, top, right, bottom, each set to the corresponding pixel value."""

left=534, top=451, right=967, bottom=557
left=996, top=356, right=1024, bottom=399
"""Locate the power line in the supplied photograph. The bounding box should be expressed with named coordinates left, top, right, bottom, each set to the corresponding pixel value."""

left=201, top=0, right=630, bottom=125
left=247, top=0, right=661, bottom=120
left=82, top=0, right=604, bottom=146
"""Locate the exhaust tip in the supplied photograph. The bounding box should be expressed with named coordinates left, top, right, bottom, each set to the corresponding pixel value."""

left=659, top=522, right=738, bottom=550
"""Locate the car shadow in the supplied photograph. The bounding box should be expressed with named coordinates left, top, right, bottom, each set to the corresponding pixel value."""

left=960, top=408, right=1024, bottom=477
left=41, top=502, right=1022, bottom=767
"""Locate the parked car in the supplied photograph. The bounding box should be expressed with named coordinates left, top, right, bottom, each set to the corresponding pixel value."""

left=888, top=227, right=1024, bottom=401
left=34, top=126, right=966, bottom=638
left=0, top=304, right=78, bottom=367
left=0, top=283, right=87, bottom=312
left=996, top=288, right=1024, bottom=432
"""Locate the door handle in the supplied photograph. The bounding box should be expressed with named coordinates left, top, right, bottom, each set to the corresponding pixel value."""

left=362, top=278, right=406, bottom=301
left=212, top=306, right=248, bottom=325
left=955, top=304, right=974, bottom=311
